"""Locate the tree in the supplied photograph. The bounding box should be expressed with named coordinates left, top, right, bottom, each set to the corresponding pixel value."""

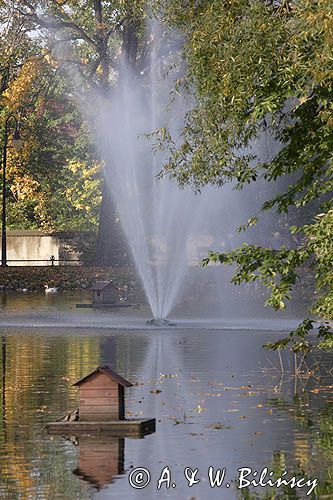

left=0, top=47, right=102, bottom=231
left=6, top=0, right=150, bottom=265
left=161, top=0, right=333, bottom=341
left=0, top=1, right=149, bottom=263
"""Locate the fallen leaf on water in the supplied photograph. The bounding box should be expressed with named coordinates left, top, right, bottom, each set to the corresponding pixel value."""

left=196, top=392, right=222, bottom=397
left=173, top=420, right=184, bottom=425
left=36, top=408, right=47, bottom=413
left=207, top=423, right=233, bottom=430
left=170, top=417, right=193, bottom=425
left=310, top=385, right=333, bottom=393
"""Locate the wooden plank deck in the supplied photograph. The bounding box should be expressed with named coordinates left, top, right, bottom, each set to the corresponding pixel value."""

left=75, top=304, right=135, bottom=309
left=46, top=418, right=156, bottom=437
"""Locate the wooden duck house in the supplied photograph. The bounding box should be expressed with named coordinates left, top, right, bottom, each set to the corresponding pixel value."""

left=73, top=366, right=132, bottom=421
left=92, top=281, right=119, bottom=306
left=46, top=366, right=155, bottom=436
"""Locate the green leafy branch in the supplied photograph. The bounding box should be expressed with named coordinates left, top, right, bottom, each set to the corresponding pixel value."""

left=264, top=319, right=332, bottom=354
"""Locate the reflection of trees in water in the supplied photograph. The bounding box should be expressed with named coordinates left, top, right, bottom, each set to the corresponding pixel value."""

left=100, top=335, right=150, bottom=380
left=237, top=451, right=298, bottom=499
left=1, top=336, right=6, bottom=444
left=238, top=444, right=330, bottom=499
left=0, top=334, right=100, bottom=499
left=239, top=394, right=333, bottom=500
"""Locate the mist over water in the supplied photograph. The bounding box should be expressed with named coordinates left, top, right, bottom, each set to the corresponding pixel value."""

left=82, top=23, right=284, bottom=320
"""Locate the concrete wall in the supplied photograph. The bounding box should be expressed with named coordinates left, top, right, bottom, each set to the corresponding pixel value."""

left=0, top=230, right=97, bottom=266
left=4, top=231, right=60, bottom=266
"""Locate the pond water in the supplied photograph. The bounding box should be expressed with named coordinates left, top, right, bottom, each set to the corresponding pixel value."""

left=0, top=293, right=331, bottom=499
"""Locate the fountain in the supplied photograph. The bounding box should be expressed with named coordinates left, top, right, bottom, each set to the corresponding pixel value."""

left=87, top=24, right=202, bottom=321
left=81, top=23, right=283, bottom=324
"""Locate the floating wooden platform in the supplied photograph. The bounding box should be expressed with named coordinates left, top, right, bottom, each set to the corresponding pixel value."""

left=76, top=303, right=136, bottom=309
left=46, top=418, right=156, bottom=437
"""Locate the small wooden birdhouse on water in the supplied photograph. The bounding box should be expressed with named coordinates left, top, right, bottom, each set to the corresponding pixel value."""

left=92, top=281, right=119, bottom=306
left=46, top=366, right=155, bottom=436
left=73, top=366, right=133, bottom=421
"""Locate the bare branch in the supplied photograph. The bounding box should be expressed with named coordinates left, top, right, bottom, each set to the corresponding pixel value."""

left=18, top=0, right=98, bottom=49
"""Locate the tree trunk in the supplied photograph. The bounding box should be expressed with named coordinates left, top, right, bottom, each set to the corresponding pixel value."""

left=95, top=181, right=132, bottom=267
left=122, top=18, right=139, bottom=67
left=95, top=14, right=141, bottom=267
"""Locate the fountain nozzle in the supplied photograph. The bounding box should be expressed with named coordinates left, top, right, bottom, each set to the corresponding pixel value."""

left=146, top=318, right=177, bottom=327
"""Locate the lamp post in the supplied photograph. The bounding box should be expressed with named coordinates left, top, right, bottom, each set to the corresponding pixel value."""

left=1, top=115, right=23, bottom=267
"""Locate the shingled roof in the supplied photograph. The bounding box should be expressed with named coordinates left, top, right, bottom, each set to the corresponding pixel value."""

left=73, top=366, right=133, bottom=388
left=91, top=281, right=116, bottom=291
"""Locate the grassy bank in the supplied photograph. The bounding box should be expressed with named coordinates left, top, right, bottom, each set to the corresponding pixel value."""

left=0, top=266, right=139, bottom=292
